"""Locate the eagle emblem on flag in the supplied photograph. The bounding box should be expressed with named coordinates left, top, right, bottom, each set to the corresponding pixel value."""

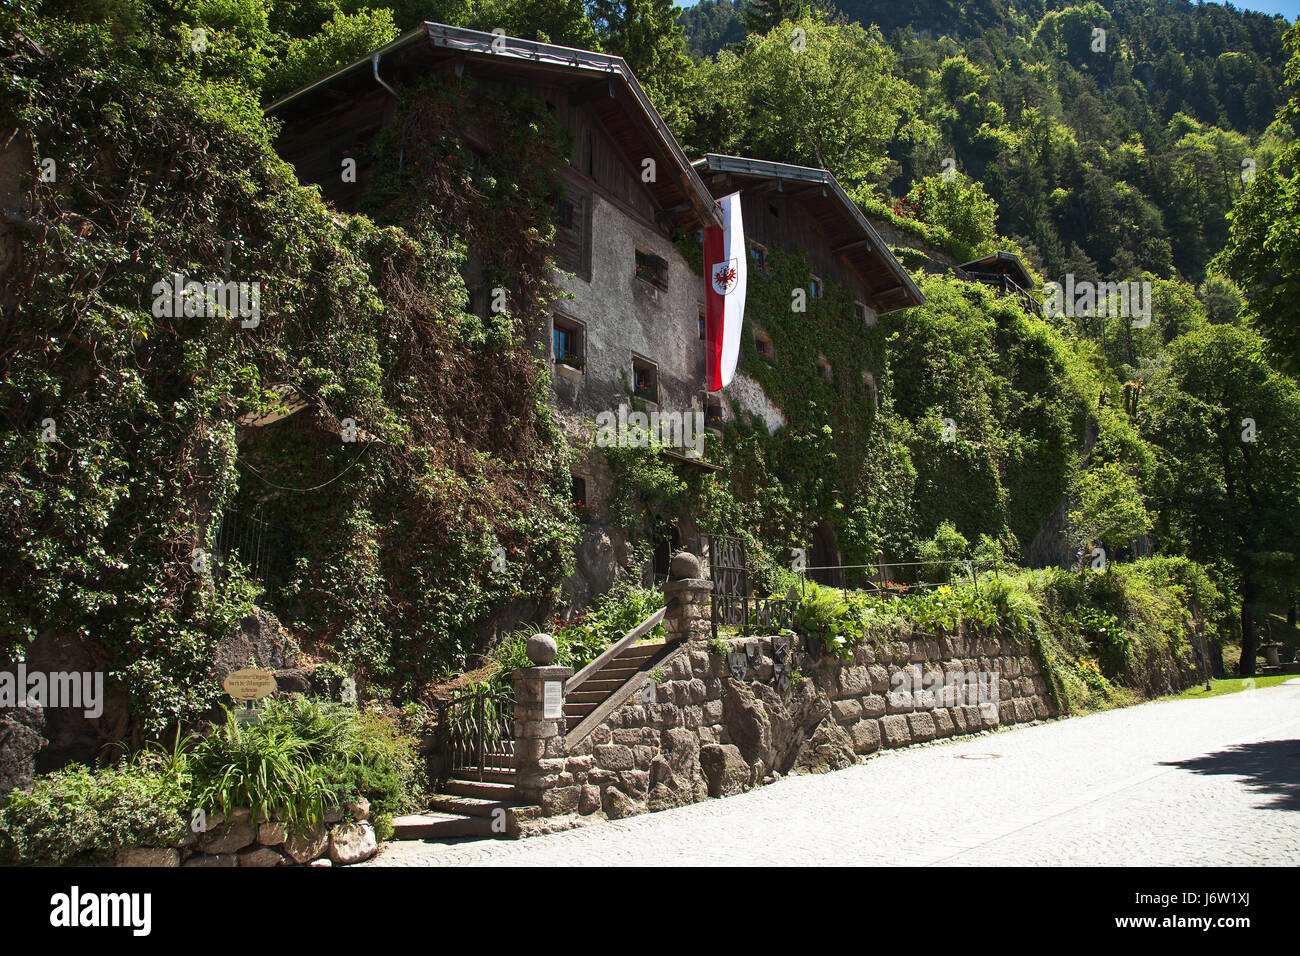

left=711, top=259, right=738, bottom=296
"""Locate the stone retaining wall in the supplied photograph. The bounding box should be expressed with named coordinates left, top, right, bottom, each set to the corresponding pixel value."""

left=542, top=627, right=1057, bottom=822
left=114, top=800, right=378, bottom=867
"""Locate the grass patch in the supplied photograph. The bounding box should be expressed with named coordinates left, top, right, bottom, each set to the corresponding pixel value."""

left=1162, top=675, right=1296, bottom=701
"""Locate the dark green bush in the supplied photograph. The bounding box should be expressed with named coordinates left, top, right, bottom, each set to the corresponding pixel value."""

left=0, top=761, right=187, bottom=866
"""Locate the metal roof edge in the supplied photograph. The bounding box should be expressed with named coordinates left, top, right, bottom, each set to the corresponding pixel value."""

left=697, top=154, right=923, bottom=310
left=263, top=26, right=428, bottom=114
left=266, top=23, right=720, bottom=227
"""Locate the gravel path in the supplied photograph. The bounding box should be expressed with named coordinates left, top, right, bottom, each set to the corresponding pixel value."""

left=368, top=679, right=1300, bottom=866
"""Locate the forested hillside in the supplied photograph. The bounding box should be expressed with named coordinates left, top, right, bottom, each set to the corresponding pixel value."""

left=682, top=0, right=1290, bottom=282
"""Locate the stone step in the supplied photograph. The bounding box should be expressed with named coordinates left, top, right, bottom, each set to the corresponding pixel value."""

left=391, top=812, right=497, bottom=841
left=427, top=793, right=514, bottom=819
left=567, top=689, right=609, bottom=705
left=614, top=645, right=663, bottom=662
left=443, top=778, right=517, bottom=801
left=468, top=753, right=515, bottom=768
left=451, top=767, right=516, bottom=785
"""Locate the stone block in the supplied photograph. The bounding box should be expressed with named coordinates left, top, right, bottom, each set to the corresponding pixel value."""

left=594, top=744, right=635, bottom=771
left=238, top=847, right=284, bottom=867
left=257, top=821, right=286, bottom=846
left=117, top=848, right=179, bottom=867
left=602, top=787, right=645, bottom=820
left=861, top=694, right=886, bottom=718
left=839, top=666, right=871, bottom=696
left=699, top=743, right=749, bottom=798
left=881, top=715, right=911, bottom=748
left=868, top=665, right=891, bottom=693
left=328, top=822, right=377, bottom=865
left=849, top=719, right=881, bottom=754
left=932, top=708, right=955, bottom=738
left=831, top=698, right=863, bottom=723
left=907, top=711, right=936, bottom=742
left=541, top=785, right=581, bottom=815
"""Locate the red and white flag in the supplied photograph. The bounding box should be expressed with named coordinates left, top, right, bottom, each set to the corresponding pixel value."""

left=704, top=192, right=746, bottom=391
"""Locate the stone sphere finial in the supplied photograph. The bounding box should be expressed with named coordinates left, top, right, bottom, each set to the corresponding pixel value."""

left=526, top=633, right=558, bottom=665
left=669, top=551, right=701, bottom=580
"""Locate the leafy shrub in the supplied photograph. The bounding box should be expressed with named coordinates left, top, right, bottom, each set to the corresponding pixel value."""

left=190, top=698, right=423, bottom=827
left=0, top=761, right=187, bottom=866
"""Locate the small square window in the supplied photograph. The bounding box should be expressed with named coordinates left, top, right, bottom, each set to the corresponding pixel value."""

left=553, top=315, right=585, bottom=371
left=705, top=394, right=724, bottom=428
left=810, top=275, right=824, bottom=299
left=816, top=356, right=833, bottom=384
left=571, top=475, right=587, bottom=507
left=748, top=242, right=767, bottom=272
left=698, top=306, right=707, bottom=341
left=855, top=300, right=877, bottom=330
left=635, top=250, right=668, bottom=291
left=754, top=329, right=776, bottom=362
left=632, top=356, right=659, bottom=402
left=554, top=196, right=576, bottom=230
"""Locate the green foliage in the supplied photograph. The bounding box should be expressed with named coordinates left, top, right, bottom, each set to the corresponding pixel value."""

left=486, top=577, right=666, bottom=690
left=0, top=756, right=187, bottom=866
left=190, top=698, right=423, bottom=826
left=1069, top=461, right=1151, bottom=557
left=0, top=35, right=579, bottom=733
left=689, top=11, right=925, bottom=186
left=902, top=172, right=999, bottom=263
left=1214, top=23, right=1300, bottom=375
left=0, top=698, right=422, bottom=864
left=263, top=7, right=399, bottom=97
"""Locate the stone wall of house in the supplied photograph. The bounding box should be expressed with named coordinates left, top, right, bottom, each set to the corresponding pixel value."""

left=542, top=628, right=1057, bottom=821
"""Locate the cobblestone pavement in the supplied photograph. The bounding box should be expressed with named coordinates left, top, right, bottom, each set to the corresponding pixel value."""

left=368, top=680, right=1300, bottom=866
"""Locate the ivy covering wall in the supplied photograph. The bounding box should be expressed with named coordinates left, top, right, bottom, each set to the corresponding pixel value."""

left=0, top=41, right=579, bottom=736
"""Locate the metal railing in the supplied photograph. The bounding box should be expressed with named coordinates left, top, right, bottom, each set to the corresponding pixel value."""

left=706, top=534, right=797, bottom=638
left=797, top=558, right=1000, bottom=601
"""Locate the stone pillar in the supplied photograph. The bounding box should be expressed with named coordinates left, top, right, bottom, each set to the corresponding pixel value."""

left=511, top=634, right=572, bottom=806
left=662, top=551, right=713, bottom=643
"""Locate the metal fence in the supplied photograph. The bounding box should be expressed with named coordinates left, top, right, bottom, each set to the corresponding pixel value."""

left=213, top=504, right=271, bottom=582
left=797, top=558, right=1000, bottom=600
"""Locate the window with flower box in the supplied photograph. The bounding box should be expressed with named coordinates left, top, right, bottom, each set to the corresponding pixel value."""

left=632, top=356, right=659, bottom=403
left=635, top=249, right=668, bottom=291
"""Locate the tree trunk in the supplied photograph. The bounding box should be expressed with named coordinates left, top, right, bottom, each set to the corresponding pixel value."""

left=1239, top=576, right=1259, bottom=677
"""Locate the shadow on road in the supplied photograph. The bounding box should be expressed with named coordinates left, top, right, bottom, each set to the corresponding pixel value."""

left=1160, top=738, right=1300, bottom=811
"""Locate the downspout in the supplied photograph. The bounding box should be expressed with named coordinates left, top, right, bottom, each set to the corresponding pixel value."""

left=371, top=50, right=402, bottom=169
left=371, top=50, right=398, bottom=100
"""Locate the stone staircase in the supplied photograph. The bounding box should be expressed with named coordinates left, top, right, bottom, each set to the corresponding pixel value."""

left=563, top=640, right=667, bottom=730
left=392, top=758, right=520, bottom=841
left=391, top=606, right=676, bottom=844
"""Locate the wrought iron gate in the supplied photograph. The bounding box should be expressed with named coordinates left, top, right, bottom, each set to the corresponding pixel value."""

left=705, top=534, right=796, bottom=638
left=430, top=688, right=516, bottom=783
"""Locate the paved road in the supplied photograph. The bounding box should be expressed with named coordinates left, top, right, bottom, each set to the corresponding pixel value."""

left=369, top=680, right=1300, bottom=866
